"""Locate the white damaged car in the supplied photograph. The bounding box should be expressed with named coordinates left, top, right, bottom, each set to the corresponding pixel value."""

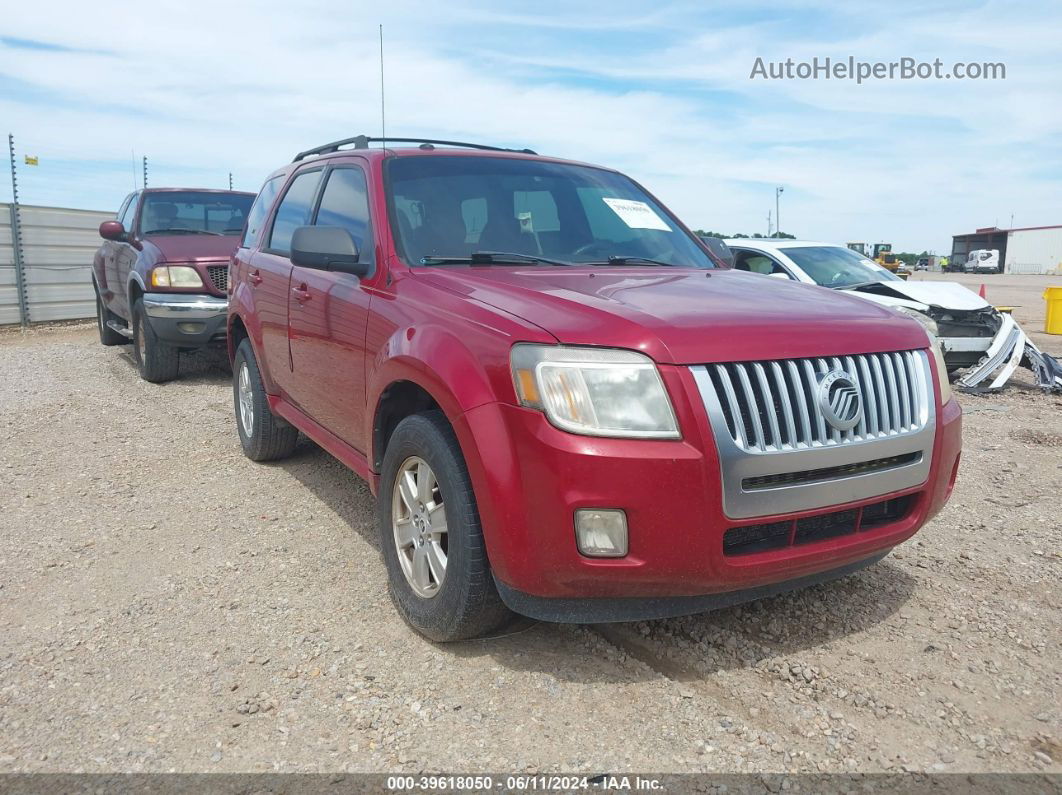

left=718, top=238, right=1062, bottom=392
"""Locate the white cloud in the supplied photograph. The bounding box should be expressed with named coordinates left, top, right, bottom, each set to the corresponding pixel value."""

left=1, top=0, right=1059, bottom=253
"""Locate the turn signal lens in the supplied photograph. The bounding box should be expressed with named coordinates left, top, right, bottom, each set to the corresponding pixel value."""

left=929, top=342, right=952, bottom=404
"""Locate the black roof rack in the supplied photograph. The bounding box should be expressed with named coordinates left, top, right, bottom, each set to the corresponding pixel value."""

left=292, top=135, right=537, bottom=162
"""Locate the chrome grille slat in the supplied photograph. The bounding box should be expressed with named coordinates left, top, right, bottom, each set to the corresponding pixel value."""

left=753, top=362, right=783, bottom=449
left=734, top=364, right=766, bottom=451
left=714, top=365, right=749, bottom=448
left=894, top=352, right=912, bottom=429
left=869, top=355, right=890, bottom=432
left=785, top=360, right=813, bottom=446
left=771, top=362, right=798, bottom=450
left=700, top=350, right=931, bottom=454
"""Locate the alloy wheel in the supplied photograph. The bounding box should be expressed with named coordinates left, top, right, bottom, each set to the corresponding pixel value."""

left=391, top=456, right=448, bottom=598
left=238, top=361, right=254, bottom=437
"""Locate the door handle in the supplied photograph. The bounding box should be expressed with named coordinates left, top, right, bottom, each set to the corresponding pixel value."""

left=249, top=269, right=263, bottom=286
left=292, top=285, right=312, bottom=303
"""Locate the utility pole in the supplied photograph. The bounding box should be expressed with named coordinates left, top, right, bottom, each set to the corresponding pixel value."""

left=228, top=172, right=233, bottom=190
left=775, top=186, right=784, bottom=237
left=7, top=134, right=29, bottom=326
left=142, top=156, right=148, bottom=189
left=767, top=210, right=772, bottom=237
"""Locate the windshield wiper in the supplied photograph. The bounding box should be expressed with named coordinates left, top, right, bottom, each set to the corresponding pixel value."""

left=142, top=228, right=222, bottom=236
left=585, top=255, right=675, bottom=267
left=833, top=280, right=883, bottom=290
left=420, top=251, right=573, bottom=267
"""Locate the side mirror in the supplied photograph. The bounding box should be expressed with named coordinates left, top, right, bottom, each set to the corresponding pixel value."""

left=99, top=220, right=126, bottom=241
left=290, top=226, right=368, bottom=276
left=700, top=236, right=735, bottom=268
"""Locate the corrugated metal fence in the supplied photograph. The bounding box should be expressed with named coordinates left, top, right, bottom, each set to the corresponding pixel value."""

left=1, top=202, right=112, bottom=325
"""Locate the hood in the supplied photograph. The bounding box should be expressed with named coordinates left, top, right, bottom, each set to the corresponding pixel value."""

left=852, top=280, right=991, bottom=312
left=143, top=234, right=241, bottom=263
left=415, top=267, right=930, bottom=365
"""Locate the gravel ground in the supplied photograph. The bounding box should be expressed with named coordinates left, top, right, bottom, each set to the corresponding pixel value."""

left=0, top=311, right=1059, bottom=775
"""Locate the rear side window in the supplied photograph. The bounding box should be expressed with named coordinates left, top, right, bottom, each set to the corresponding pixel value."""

left=242, top=176, right=284, bottom=247
left=314, top=168, right=374, bottom=265
left=268, top=170, right=321, bottom=255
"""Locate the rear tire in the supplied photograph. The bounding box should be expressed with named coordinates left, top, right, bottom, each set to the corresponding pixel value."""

left=378, top=411, right=513, bottom=642
left=233, top=339, right=298, bottom=461
left=132, top=298, right=179, bottom=383
left=95, top=289, right=128, bottom=347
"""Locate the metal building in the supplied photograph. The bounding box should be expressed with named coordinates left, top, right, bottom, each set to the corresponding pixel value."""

left=951, top=224, right=1062, bottom=274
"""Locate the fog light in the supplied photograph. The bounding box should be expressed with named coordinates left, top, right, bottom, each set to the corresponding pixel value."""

left=575, top=509, right=628, bottom=557
left=177, top=322, right=205, bottom=333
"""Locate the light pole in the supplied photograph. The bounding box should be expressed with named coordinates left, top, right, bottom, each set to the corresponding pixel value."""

left=775, top=186, right=784, bottom=237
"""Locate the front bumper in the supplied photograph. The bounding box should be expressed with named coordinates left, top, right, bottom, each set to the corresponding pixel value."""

left=455, top=366, right=962, bottom=616
left=143, top=292, right=228, bottom=346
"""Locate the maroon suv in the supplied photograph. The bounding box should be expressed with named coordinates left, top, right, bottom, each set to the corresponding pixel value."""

left=92, top=188, right=255, bottom=381
left=228, top=136, right=962, bottom=641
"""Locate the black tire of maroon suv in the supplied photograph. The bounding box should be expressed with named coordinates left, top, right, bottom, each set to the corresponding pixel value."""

left=377, top=411, right=513, bottom=642
left=233, top=339, right=299, bottom=461
left=131, top=298, right=180, bottom=383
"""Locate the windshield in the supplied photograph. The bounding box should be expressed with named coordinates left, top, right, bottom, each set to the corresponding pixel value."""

left=140, top=191, right=254, bottom=236
left=386, top=156, right=715, bottom=268
left=779, top=245, right=902, bottom=287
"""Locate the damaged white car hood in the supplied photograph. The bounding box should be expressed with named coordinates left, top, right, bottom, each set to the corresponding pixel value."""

left=851, top=281, right=991, bottom=312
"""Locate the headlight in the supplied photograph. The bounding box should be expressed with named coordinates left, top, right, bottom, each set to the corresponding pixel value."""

left=929, top=342, right=953, bottom=404
left=151, top=265, right=203, bottom=288
left=895, top=306, right=939, bottom=338
left=510, top=344, right=680, bottom=439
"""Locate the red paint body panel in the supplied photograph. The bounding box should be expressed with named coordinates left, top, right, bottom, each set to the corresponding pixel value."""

left=229, top=145, right=963, bottom=605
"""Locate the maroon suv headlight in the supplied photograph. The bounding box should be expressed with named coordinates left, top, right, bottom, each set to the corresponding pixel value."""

left=150, top=265, right=203, bottom=288
left=510, top=344, right=680, bottom=439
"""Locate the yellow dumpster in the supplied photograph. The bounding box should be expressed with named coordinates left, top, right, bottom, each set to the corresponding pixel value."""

left=1046, top=287, right=1062, bottom=334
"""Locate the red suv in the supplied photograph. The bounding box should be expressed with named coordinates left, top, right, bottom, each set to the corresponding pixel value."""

left=92, top=188, right=255, bottom=381
left=228, top=136, right=962, bottom=641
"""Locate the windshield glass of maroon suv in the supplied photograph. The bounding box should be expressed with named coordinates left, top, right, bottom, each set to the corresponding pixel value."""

left=386, top=155, right=716, bottom=268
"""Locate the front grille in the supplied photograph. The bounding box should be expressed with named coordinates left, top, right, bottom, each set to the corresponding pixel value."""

left=207, top=265, right=229, bottom=293
left=703, top=351, right=930, bottom=453
left=722, top=495, right=914, bottom=556
left=741, top=452, right=922, bottom=491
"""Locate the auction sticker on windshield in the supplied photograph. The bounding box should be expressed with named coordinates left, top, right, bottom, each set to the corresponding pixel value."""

left=602, top=198, right=672, bottom=231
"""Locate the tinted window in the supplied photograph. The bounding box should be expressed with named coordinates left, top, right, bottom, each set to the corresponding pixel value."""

left=387, top=156, right=714, bottom=268
left=242, top=176, right=284, bottom=247
left=269, top=170, right=321, bottom=254
left=314, top=168, right=373, bottom=264
left=140, top=191, right=254, bottom=236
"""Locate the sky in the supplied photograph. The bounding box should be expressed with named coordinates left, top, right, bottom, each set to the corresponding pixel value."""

left=1, top=0, right=1060, bottom=254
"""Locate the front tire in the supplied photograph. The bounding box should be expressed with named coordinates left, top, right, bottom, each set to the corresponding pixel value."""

left=378, top=411, right=512, bottom=642
left=233, top=339, right=298, bottom=462
left=132, top=298, right=179, bottom=382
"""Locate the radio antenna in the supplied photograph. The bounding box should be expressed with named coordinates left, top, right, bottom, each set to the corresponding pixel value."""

left=379, top=24, right=386, bottom=147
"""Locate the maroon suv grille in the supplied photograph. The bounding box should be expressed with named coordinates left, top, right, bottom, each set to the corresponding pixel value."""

left=722, top=495, right=914, bottom=556
left=207, top=265, right=229, bottom=293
